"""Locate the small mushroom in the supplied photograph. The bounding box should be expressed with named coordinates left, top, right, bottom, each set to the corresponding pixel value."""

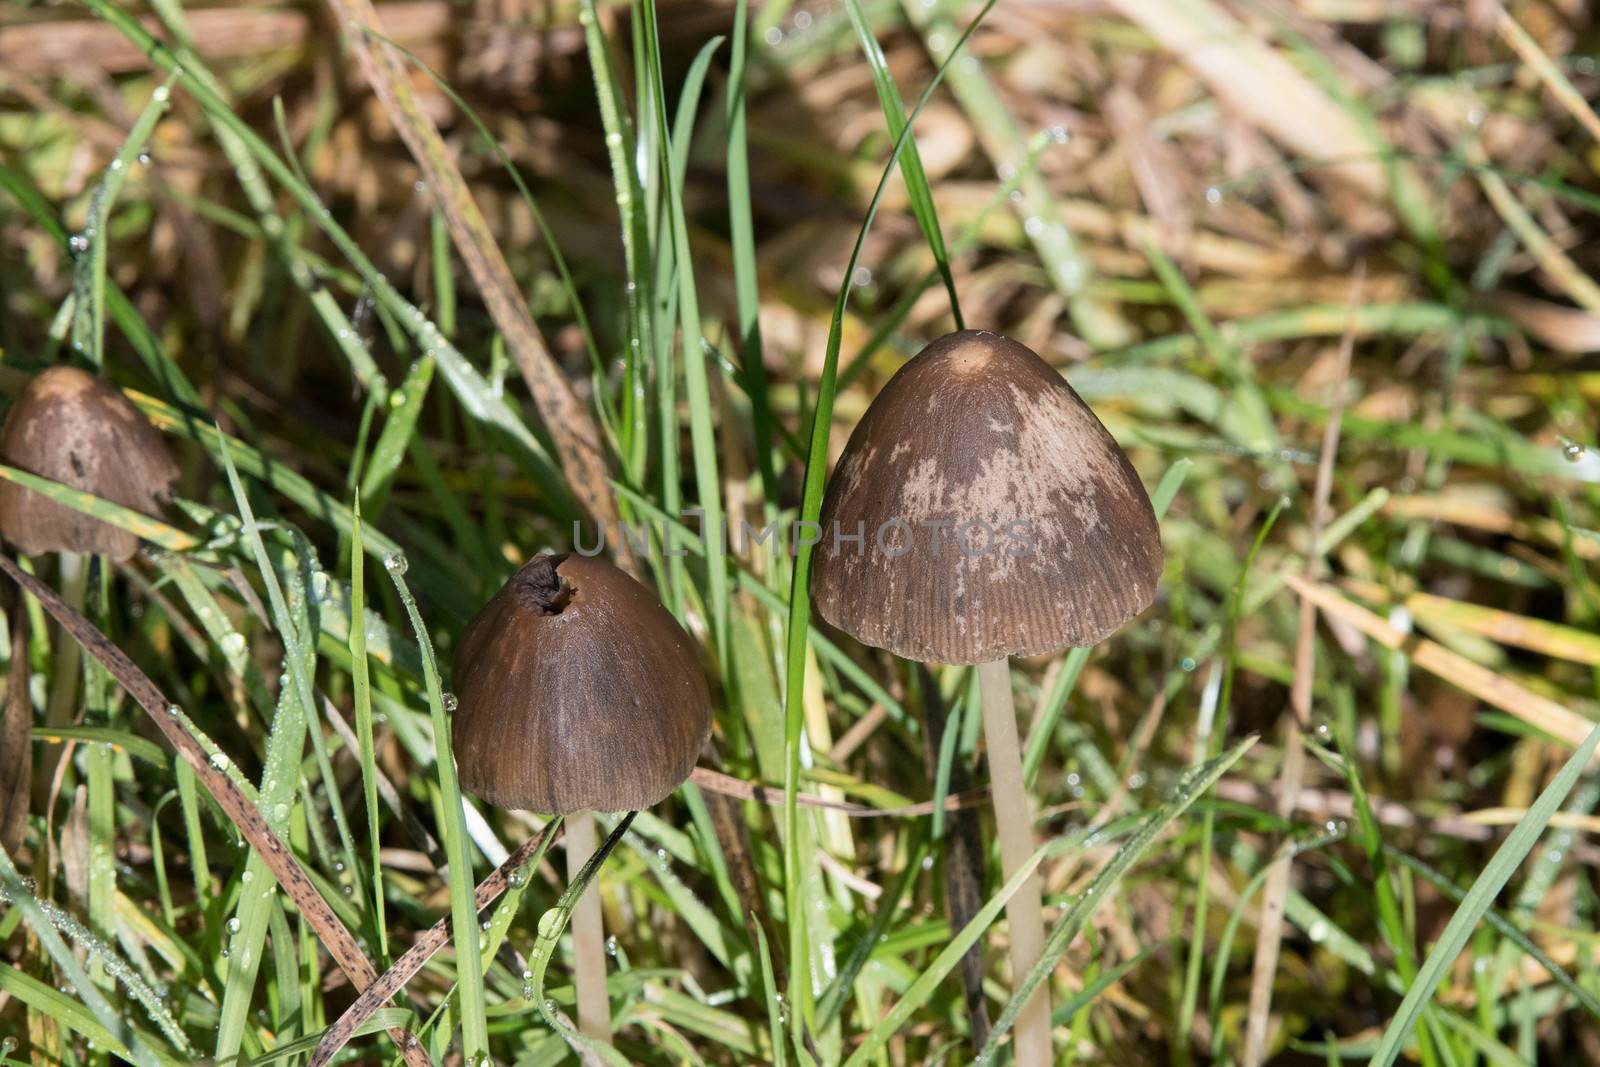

left=812, top=330, right=1161, bottom=1065
left=0, top=365, right=179, bottom=816
left=452, top=552, right=711, bottom=1044
left=0, top=365, right=178, bottom=563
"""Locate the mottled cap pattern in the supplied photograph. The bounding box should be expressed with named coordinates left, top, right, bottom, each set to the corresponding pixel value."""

left=451, top=553, right=712, bottom=815
left=813, top=330, right=1162, bottom=664
left=0, top=366, right=179, bottom=562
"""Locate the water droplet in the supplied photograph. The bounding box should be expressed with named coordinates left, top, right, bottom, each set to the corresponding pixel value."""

left=226, top=917, right=241, bottom=934
left=221, top=632, right=247, bottom=657
left=1307, top=920, right=1329, bottom=943
left=442, top=693, right=459, bottom=712
left=389, top=391, right=407, bottom=409
left=1023, top=216, right=1045, bottom=237
left=1048, top=124, right=1068, bottom=144
left=1466, top=107, right=1485, bottom=127
left=138, top=152, right=152, bottom=166
left=763, top=26, right=783, bottom=45
left=1205, top=186, right=1222, bottom=205
left=164, top=703, right=181, bottom=717
left=851, top=265, right=873, bottom=287
left=333, top=861, right=346, bottom=874
left=508, top=866, right=527, bottom=888
left=1313, top=718, right=1333, bottom=742
left=69, top=233, right=89, bottom=253
left=220, top=948, right=230, bottom=960
left=209, top=752, right=230, bottom=770
left=1562, top=440, right=1587, bottom=462
left=384, top=553, right=409, bottom=576
left=1323, top=819, right=1348, bottom=837
left=109, top=158, right=124, bottom=172
left=152, top=85, right=170, bottom=104
left=605, top=935, right=618, bottom=956
left=342, top=884, right=354, bottom=897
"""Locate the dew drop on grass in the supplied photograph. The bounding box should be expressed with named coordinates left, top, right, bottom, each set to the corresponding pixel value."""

left=1312, top=718, right=1333, bottom=742
left=1324, top=819, right=1348, bottom=837
left=138, top=151, right=152, bottom=166
left=442, top=692, right=459, bottom=712
left=209, top=752, right=230, bottom=770
left=1307, top=920, right=1329, bottom=943
left=605, top=935, right=618, bottom=957
left=384, top=553, right=409, bottom=576
left=1563, top=440, right=1587, bottom=462
left=69, top=233, right=89, bottom=253
left=1205, top=186, right=1222, bottom=205
left=226, top=917, right=241, bottom=934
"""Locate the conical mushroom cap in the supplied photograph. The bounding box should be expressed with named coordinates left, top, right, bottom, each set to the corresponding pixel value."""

left=0, top=366, right=179, bottom=562
left=813, top=330, right=1161, bottom=664
left=451, top=553, right=712, bottom=814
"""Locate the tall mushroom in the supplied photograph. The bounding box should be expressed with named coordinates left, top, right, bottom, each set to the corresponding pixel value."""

left=812, top=330, right=1162, bottom=1065
left=0, top=365, right=179, bottom=803
left=451, top=552, right=712, bottom=1045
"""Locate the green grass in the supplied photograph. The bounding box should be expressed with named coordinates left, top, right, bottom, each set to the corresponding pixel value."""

left=2, top=1, right=1600, bottom=1065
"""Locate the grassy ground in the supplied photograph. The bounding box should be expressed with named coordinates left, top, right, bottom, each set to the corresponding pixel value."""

left=2, top=0, right=1600, bottom=1064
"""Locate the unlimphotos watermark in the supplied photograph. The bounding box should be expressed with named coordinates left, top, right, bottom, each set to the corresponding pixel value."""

left=573, top=513, right=1038, bottom=559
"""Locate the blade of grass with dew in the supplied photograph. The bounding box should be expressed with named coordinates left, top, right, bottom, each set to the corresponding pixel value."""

left=840, top=0, right=963, bottom=329
left=0, top=465, right=196, bottom=551
left=642, top=18, right=730, bottom=663
left=0, top=162, right=204, bottom=409
left=840, top=835, right=1051, bottom=1067
left=983, top=735, right=1257, bottom=1060
left=82, top=563, right=116, bottom=1005
left=526, top=816, right=635, bottom=1067
left=70, top=74, right=175, bottom=372
left=577, top=0, right=656, bottom=494
left=385, top=552, right=488, bottom=1060
left=0, top=846, right=164, bottom=1067
left=359, top=354, right=435, bottom=521
left=210, top=451, right=321, bottom=1062
left=0, top=963, right=170, bottom=1066
left=780, top=6, right=997, bottom=1049
left=1367, top=717, right=1600, bottom=1067
left=132, top=392, right=475, bottom=621
left=349, top=504, right=387, bottom=961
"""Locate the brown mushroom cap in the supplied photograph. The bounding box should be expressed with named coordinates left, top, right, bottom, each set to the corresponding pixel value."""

left=812, top=330, right=1162, bottom=664
left=451, top=553, right=712, bottom=814
left=0, top=366, right=179, bottom=562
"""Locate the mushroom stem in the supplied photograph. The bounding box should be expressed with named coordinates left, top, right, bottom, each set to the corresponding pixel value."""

left=976, top=658, right=1052, bottom=1066
left=565, top=810, right=612, bottom=1044
left=36, top=552, right=86, bottom=803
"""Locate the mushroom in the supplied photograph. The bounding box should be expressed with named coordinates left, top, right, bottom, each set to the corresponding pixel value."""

left=812, top=330, right=1161, bottom=1065
left=0, top=365, right=179, bottom=806
left=451, top=552, right=712, bottom=1044
left=0, top=365, right=179, bottom=564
